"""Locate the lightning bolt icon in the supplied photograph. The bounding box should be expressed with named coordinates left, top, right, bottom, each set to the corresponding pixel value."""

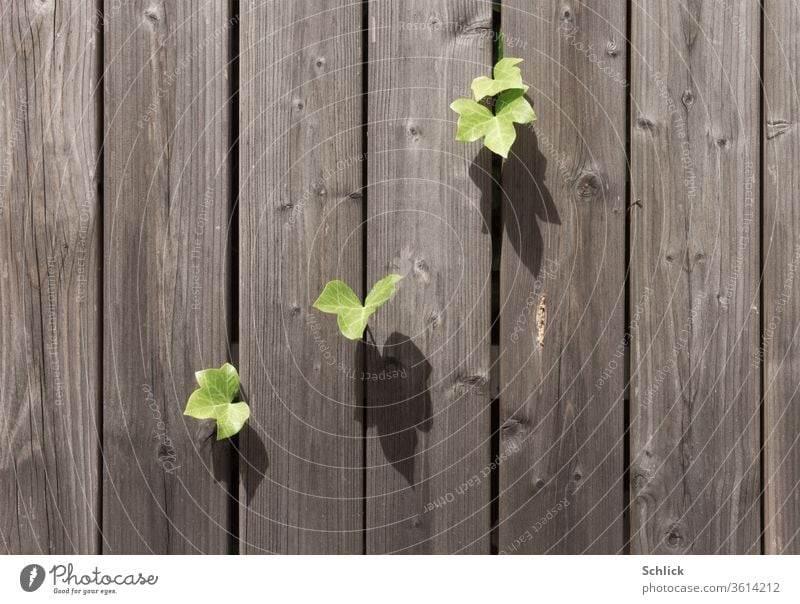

left=28, top=566, right=38, bottom=587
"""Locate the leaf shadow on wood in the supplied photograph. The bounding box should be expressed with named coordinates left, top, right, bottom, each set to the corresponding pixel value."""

left=234, top=415, right=268, bottom=506
left=504, top=120, right=561, bottom=278
left=361, top=331, right=432, bottom=488
left=210, top=431, right=235, bottom=488
left=468, top=145, right=494, bottom=238
left=469, top=116, right=560, bottom=279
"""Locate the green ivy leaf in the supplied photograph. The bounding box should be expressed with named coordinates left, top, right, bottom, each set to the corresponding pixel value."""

left=471, top=57, right=528, bottom=101
left=184, top=363, right=250, bottom=440
left=213, top=403, right=251, bottom=440
left=194, top=364, right=239, bottom=402
left=495, top=88, right=536, bottom=123
left=450, top=99, right=494, bottom=142
left=450, top=91, right=536, bottom=158
left=452, top=55, right=536, bottom=158
left=313, top=274, right=403, bottom=340
left=482, top=116, right=518, bottom=158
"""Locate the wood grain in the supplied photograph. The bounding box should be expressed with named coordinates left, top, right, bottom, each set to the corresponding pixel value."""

left=366, top=0, right=492, bottom=554
left=0, top=0, right=100, bottom=554
left=630, top=0, right=760, bottom=554
left=239, top=0, right=364, bottom=553
left=5, top=0, right=800, bottom=557
left=764, top=0, right=800, bottom=555
left=498, top=0, right=627, bottom=554
left=103, top=0, right=234, bottom=553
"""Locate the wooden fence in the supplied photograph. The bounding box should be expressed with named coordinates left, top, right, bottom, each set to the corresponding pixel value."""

left=1, top=0, right=799, bottom=554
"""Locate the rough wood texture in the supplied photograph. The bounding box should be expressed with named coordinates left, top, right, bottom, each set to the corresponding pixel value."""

left=498, top=1, right=627, bottom=554
left=764, top=0, right=800, bottom=555
left=366, top=0, right=492, bottom=554
left=630, top=0, right=760, bottom=554
left=0, top=0, right=100, bottom=554
left=103, top=0, right=233, bottom=553
left=239, top=0, right=364, bottom=553
left=6, top=0, right=800, bottom=557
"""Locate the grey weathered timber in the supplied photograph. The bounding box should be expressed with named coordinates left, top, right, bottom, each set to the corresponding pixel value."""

left=0, top=0, right=100, bottom=554
left=630, top=0, right=760, bottom=554
left=239, top=0, right=364, bottom=553
left=366, top=0, right=492, bottom=554
left=764, top=0, right=800, bottom=555
left=498, top=1, right=627, bottom=554
left=4, top=0, right=800, bottom=557
left=103, top=0, right=233, bottom=553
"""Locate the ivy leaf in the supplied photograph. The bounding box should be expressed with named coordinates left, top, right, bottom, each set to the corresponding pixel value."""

left=450, top=99, right=495, bottom=142
left=313, top=274, right=403, bottom=340
left=184, top=362, right=250, bottom=440
left=365, top=273, right=403, bottom=309
left=450, top=91, right=536, bottom=158
left=194, top=363, right=239, bottom=402
left=482, top=117, right=518, bottom=158
left=471, top=57, right=528, bottom=101
left=495, top=88, right=536, bottom=123
left=452, top=55, right=536, bottom=157
left=213, top=403, right=251, bottom=440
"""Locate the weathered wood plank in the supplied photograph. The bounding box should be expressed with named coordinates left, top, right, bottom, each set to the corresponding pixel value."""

left=239, top=0, right=364, bottom=553
left=0, top=0, right=100, bottom=554
left=630, top=0, right=760, bottom=554
left=498, top=1, right=627, bottom=554
left=103, top=0, right=234, bottom=553
left=366, top=0, right=492, bottom=554
left=764, top=0, right=800, bottom=555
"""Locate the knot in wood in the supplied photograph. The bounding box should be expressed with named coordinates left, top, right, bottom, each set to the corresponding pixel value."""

left=413, top=257, right=430, bottom=282
left=427, top=309, right=443, bottom=331
left=501, top=417, right=526, bottom=439
left=633, top=473, right=648, bottom=492
left=574, top=171, right=603, bottom=201
left=405, top=122, right=421, bottom=142
left=666, top=528, right=684, bottom=548
left=144, top=5, right=161, bottom=24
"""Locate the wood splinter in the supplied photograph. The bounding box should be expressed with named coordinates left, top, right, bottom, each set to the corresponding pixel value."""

left=536, top=294, right=547, bottom=346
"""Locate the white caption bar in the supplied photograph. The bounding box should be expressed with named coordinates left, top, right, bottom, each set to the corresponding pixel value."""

left=1, top=555, right=797, bottom=603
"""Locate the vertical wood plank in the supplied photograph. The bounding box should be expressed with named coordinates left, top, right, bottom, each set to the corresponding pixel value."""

left=103, top=0, right=234, bottom=553
left=239, top=1, right=364, bottom=553
left=0, top=0, right=100, bottom=555
left=630, top=0, right=760, bottom=554
left=764, top=0, right=800, bottom=555
left=498, top=1, right=627, bottom=554
left=366, top=0, right=492, bottom=554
